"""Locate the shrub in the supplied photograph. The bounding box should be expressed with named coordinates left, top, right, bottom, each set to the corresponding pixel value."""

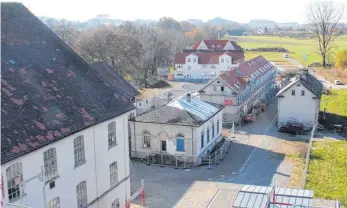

left=335, top=50, right=347, bottom=69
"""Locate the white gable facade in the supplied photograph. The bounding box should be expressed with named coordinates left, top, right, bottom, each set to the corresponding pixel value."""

left=277, top=82, right=320, bottom=126
left=195, top=41, right=208, bottom=50
left=1, top=110, right=135, bottom=208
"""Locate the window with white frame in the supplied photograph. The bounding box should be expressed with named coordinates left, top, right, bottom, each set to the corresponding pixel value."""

left=188, top=58, right=191, bottom=62
left=48, top=197, right=60, bottom=208
left=217, top=120, right=220, bottom=134
left=188, top=66, right=191, bottom=70
left=74, top=136, right=86, bottom=167
left=44, top=148, right=58, bottom=181
left=212, top=123, right=215, bottom=138
left=143, top=131, right=151, bottom=148
left=111, top=199, right=120, bottom=208
left=108, top=121, right=117, bottom=148
left=221, top=58, right=224, bottom=63
left=109, top=161, right=118, bottom=187
left=213, top=86, right=217, bottom=91
left=193, top=58, right=196, bottom=62
left=76, top=181, right=88, bottom=208
left=207, top=127, right=210, bottom=143
left=6, top=163, right=23, bottom=202
left=201, top=131, right=204, bottom=148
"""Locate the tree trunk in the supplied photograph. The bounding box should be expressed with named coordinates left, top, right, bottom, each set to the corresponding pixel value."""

left=322, top=54, right=326, bottom=68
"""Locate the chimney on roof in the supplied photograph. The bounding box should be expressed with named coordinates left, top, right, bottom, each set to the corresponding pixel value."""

left=186, top=93, right=191, bottom=102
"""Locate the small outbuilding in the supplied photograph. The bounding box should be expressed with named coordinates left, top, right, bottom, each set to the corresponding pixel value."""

left=129, top=94, right=224, bottom=165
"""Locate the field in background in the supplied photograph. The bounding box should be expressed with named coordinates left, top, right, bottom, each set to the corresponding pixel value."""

left=228, top=35, right=347, bottom=64
left=306, top=140, right=347, bottom=204
left=315, top=68, right=347, bottom=84
left=320, top=89, right=347, bottom=117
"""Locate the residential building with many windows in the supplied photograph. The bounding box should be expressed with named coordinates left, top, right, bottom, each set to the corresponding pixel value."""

left=199, top=56, right=276, bottom=124
left=129, top=94, right=224, bottom=165
left=1, top=3, right=135, bottom=208
left=171, top=40, right=245, bottom=82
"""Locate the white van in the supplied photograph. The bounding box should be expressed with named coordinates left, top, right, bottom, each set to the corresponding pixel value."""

left=283, top=54, right=289, bottom=58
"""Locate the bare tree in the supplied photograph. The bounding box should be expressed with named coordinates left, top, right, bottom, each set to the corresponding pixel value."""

left=50, top=19, right=80, bottom=50
left=79, top=26, right=142, bottom=76
left=307, top=1, right=345, bottom=67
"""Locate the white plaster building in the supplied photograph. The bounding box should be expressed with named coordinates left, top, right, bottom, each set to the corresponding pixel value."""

left=199, top=56, right=277, bottom=124
left=129, top=94, right=224, bottom=165
left=276, top=69, right=323, bottom=127
left=172, top=40, right=245, bottom=82
left=1, top=3, right=136, bottom=208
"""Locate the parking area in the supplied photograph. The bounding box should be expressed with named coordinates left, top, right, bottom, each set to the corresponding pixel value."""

left=130, top=99, right=309, bottom=208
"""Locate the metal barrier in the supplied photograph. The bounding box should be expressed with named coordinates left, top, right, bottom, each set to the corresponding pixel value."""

left=140, top=152, right=197, bottom=169
left=203, top=140, right=231, bottom=169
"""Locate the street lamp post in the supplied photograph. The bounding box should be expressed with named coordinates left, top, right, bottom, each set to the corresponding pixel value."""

left=18, top=166, right=45, bottom=208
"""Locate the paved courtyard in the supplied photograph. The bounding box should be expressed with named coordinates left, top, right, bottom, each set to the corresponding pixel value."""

left=130, top=99, right=310, bottom=208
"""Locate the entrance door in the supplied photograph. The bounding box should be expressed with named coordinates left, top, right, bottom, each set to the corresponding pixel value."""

left=161, top=140, right=167, bottom=152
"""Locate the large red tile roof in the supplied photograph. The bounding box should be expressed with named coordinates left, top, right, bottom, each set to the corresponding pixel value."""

left=220, top=56, right=274, bottom=93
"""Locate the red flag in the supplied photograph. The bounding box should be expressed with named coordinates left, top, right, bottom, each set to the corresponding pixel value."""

left=140, top=188, right=145, bottom=206
left=1, top=175, right=4, bottom=208
left=125, top=200, right=131, bottom=208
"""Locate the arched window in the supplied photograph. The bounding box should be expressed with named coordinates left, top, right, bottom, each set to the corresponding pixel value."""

left=108, top=121, right=117, bottom=148
left=201, top=131, right=204, bottom=148
left=207, top=127, right=210, bottom=143
left=76, top=181, right=87, bottom=207
left=176, top=133, right=185, bottom=152
left=74, top=135, right=85, bottom=167
left=212, top=123, right=215, bottom=138
left=6, top=163, right=23, bottom=202
left=143, top=131, right=151, bottom=148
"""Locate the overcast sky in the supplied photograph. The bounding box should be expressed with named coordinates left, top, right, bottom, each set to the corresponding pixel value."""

left=7, top=0, right=347, bottom=23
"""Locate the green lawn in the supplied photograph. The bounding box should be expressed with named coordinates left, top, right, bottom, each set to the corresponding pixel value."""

left=226, top=35, right=347, bottom=64
left=320, top=89, right=347, bottom=117
left=306, top=140, right=347, bottom=204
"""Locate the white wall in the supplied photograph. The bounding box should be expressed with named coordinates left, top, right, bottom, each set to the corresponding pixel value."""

left=195, top=111, right=223, bottom=158
left=278, top=83, right=319, bottom=125
left=1, top=110, right=135, bottom=208
left=130, top=109, right=223, bottom=162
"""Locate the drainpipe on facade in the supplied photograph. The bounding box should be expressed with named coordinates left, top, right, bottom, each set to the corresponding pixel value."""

left=92, top=126, right=99, bottom=207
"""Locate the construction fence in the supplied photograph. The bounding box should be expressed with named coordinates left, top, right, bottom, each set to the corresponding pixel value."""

left=138, top=139, right=231, bottom=169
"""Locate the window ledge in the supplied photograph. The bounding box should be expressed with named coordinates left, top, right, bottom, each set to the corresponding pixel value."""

left=9, top=193, right=27, bottom=203
left=74, top=160, right=86, bottom=169
left=45, top=175, right=60, bottom=183
left=108, top=144, right=117, bottom=150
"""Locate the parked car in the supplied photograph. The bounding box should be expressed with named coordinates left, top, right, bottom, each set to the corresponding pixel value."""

left=278, top=121, right=304, bottom=135
left=334, top=80, right=343, bottom=85
left=283, top=54, right=289, bottom=58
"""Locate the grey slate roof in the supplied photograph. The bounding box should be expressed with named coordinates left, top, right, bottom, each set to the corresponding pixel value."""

left=1, top=3, right=135, bottom=164
left=130, top=96, right=224, bottom=126
left=90, top=61, right=138, bottom=101
left=277, top=71, right=323, bottom=98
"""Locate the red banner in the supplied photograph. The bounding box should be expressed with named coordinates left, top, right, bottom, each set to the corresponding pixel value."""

left=224, top=100, right=233, bottom=106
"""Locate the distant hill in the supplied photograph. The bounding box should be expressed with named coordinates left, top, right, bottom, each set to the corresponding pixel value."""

left=249, top=19, right=277, bottom=29
left=206, top=17, right=241, bottom=30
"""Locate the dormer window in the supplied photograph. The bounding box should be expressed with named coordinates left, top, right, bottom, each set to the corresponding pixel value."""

left=212, top=45, right=215, bottom=48
left=217, top=45, right=221, bottom=48
left=221, top=58, right=224, bottom=63
left=193, top=58, right=197, bottom=63
left=188, top=58, right=191, bottom=62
